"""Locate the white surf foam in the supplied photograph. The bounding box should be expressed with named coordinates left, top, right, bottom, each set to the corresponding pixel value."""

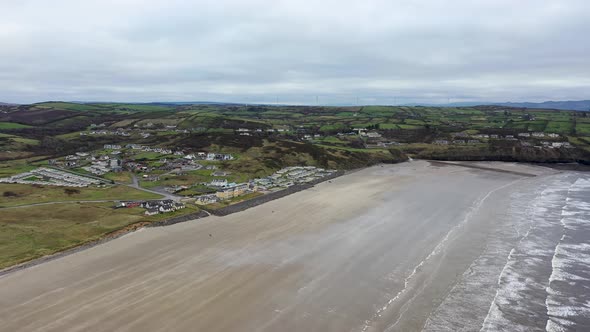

left=544, top=176, right=590, bottom=331
left=481, top=177, right=574, bottom=332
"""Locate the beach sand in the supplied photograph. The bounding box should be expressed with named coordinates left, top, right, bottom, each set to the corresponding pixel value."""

left=1, top=160, right=587, bottom=332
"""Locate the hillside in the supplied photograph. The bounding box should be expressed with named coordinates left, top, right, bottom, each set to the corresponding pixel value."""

left=0, top=102, right=588, bottom=166
left=497, top=100, right=590, bottom=111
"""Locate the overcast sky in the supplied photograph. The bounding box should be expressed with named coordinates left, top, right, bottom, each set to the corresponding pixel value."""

left=1, top=0, right=589, bottom=104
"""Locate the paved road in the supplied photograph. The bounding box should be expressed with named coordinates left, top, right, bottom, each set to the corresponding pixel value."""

left=119, top=174, right=179, bottom=201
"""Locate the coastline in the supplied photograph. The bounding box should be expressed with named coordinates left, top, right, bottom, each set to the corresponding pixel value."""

left=0, top=158, right=577, bottom=277
left=2, top=160, right=586, bottom=331
left=0, top=159, right=567, bottom=277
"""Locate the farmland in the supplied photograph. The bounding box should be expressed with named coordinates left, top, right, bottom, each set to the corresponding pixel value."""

left=1, top=101, right=589, bottom=166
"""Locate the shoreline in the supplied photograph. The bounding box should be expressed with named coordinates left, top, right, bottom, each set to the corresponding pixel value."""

left=0, top=159, right=576, bottom=278
left=427, top=161, right=538, bottom=177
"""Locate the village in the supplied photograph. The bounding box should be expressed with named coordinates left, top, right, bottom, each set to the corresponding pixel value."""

left=430, top=131, right=571, bottom=148
left=0, top=140, right=337, bottom=217
left=72, top=116, right=578, bottom=157
left=194, top=166, right=337, bottom=205
left=48, top=143, right=234, bottom=176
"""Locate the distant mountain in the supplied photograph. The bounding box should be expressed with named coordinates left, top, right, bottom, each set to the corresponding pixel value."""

left=9, top=99, right=590, bottom=111
left=404, top=100, right=590, bottom=111
left=71, top=101, right=242, bottom=106
left=495, top=100, right=590, bottom=111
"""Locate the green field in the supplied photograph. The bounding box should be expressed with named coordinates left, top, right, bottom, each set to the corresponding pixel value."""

left=576, top=122, right=590, bottom=136
left=35, top=102, right=107, bottom=112
left=0, top=122, right=32, bottom=129
left=102, top=171, right=134, bottom=184
left=0, top=183, right=162, bottom=207
left=546, top=121, right=574, bottom=134
left=0, top=203, right=146, bottom=269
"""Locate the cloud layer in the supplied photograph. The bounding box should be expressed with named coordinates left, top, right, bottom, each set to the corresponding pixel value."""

left=1, top=0, right=589, bottom=104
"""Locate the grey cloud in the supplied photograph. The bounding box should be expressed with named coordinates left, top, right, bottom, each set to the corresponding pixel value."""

left=0, top=0, right=589, bottom=104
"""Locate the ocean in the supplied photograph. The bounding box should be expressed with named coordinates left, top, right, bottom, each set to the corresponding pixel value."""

left=424, top=172, right=590, bottom=332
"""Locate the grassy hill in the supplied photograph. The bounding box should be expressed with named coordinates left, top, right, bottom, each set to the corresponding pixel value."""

left=0, top=102, right=588, bottom=165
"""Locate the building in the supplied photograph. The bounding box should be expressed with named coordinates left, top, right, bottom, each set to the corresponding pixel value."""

left=142, top=200, right=174, bottom=209
left=141, top=200, right=185, bottom=215
left=145, top=208, right=159, bottom=216
left=552, top=142, right=572, bottom=148
left=196, top=194, right=219, bottom=205
left=366, top=132, right=382, bottom=138
left=126, top=144, right=143, bottom=149
left=109, top=159, right=123, bottom=172
left=210, top=179, right=228, bottom=187
left=215, top=183, right=249, bottom=200
left=159, top=204, right=175, bottom=213
left=117, top=201, right=141, bottom=208
left=206, top=153, right=233, bottom=161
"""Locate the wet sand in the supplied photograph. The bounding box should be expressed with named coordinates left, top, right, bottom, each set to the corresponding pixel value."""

left=0, top=161, right=587, bottom=332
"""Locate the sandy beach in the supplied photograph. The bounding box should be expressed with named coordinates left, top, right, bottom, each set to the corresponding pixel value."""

left=1, top=160, right=588, bottom=332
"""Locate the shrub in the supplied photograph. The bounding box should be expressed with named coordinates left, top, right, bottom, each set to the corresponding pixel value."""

left=64, top=188, right=80, bottom=196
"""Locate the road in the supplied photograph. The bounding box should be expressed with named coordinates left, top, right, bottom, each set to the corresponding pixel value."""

left=1, top=200, right=118, bottom=209
left=119, top=174, right=180, bottom=201
left=1, top=175, right=177, bottom=209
